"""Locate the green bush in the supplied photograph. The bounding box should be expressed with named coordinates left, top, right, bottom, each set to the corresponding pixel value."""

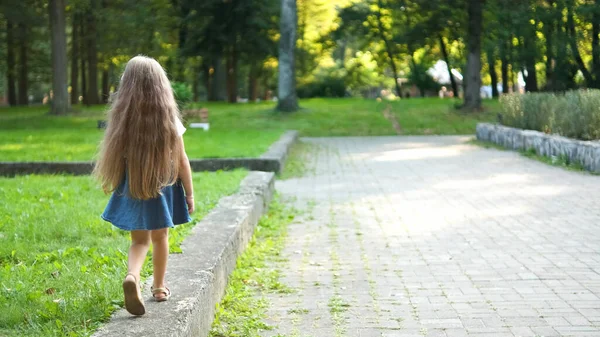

left=500, top=89, right=600, bottom=140
left=297, top=76, right=346, bottom=98
left=171, top=81, right=193, bottom=109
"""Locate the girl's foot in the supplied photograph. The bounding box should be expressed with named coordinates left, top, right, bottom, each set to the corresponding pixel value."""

left=151, top=285, right=171, bottom=302
left=123, top=273, right=146, bottom=315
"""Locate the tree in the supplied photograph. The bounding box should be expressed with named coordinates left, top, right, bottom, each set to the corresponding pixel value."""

left=567, top=0, right=600, bottom=88
left=439, top=34, right=460, bottom=98
left=404, top=0, right=464, bottom=98
left=71, top=12, right=79, bottom=105
left=487, top=47, right=499, bottom=98
left=17, top=22, right=28, bottom=105
left=80, top=13, right=88, bottom=105
left=85, top=0, right=99, bottom=104
left=463, top=0, right=483, bottom=111
left=375, top=0, right=401, bottom=98
left=521, top=5, right=539, bottom=92
left=331, top=1, right=403, bottom=97
left=49, top=0, right=69, bottom=115
left=183, top=0, right=277, bottom=102
left=277, top=0, right=299, bottom=112
left=6, top=20, right=17, bottom=106
left=3, top=0, right=35, bottom=106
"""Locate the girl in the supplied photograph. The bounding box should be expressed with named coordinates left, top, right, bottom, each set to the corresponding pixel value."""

left=94, top=56, right=194, bottom=316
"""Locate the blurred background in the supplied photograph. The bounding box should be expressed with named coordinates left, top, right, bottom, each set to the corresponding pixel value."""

left=4, top=2, right=600, bottom=336
left=1, top=0, right=598, bottom=108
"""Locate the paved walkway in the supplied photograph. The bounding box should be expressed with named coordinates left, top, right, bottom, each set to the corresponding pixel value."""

left=262, top=136, right=600, bottom=337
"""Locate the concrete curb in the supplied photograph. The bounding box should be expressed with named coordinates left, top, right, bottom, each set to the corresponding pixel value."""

left=260, top=130, right=299, bottom=174
left=0, top=130, right=299, bottom=176
left=92, top=171, right=275, bottom=337
left=476, top=123, right=600, bottom=173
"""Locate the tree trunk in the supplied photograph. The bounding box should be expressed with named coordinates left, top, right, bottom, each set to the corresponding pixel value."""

left=226, top=48, right=237, bottom=103
left=509, top=33, right=516, bottom=92
left=339, top=39, right=347, bottom=67
left=525, top=61, right=538, bottom=92
left=376, top=1, right=401, bottom=98
left=567, top=2, right=594, bottom=86
left=463, top=0, right=483, bottom=111
left=439, top=34, right=458, bottom=98
left=593, top=0, right=600, bottom=87
left=80, top=15, right=88, bottom=105
left=555, top=5, right=572, bottom=90
left=193, top=64, right=199, bottom=102
left=6, top=21, right=17, bottom=106
left=262, top=75, right=270, bottom=100
left=203, top=63, right=213, bottom=101
left=511, top=69, right=517, bottom=93
left=211, top=56, right=227, bottom=101
left=383, top=37, right=401, bottom=98
left=71, top=13, right=79, bottom=105
left=101, top=67, right=109, bottom=103
left=177, top=3, right=191, bottom=82
left=17, top=23, right=28, bottom=105
left=86, top=1, right=99, bottom=104
left=276, top=0, right=299, bottom=112
left=523, top=35, right=539, bottom=92
left=544, top=17, right=554, bottom=90
left=488, top=50, right=499, bottom=98
left=49, top=0, right=70, bottom=115
left=501, top=49, right=509, bottom=95
left=297, top=1, right=307, bottom=77
left=248, top=65, right=259, bottom=101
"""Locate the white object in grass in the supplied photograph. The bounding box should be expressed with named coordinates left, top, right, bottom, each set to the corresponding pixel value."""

left=189, top=123, right=210, bottom=131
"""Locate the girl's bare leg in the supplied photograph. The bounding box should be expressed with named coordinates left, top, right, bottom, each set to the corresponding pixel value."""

left=128, top=230, right=151, bottom=280
left=123, top=230, right=151, bottom=315
left=150, top=228, right=169, bottom=300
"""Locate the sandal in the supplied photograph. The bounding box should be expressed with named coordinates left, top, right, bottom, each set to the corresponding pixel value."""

left=151, top=286, right=171, bottom=302
left=122, top=273, right=146, bottom=316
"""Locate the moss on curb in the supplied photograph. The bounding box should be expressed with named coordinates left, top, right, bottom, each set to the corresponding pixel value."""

left=469, top=139, right=593, bottom=174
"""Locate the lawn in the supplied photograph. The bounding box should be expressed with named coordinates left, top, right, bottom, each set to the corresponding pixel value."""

left=387, top=98, right=500, bottom=135
left=209, top=198, right=296, bottom=337
left=0, top=170, right=247, bottom=337
left=190, top=97, right=499, bottom=137
left=0, top=105, right=281, bottom=162
left=0, top=98, right=499, bottom=162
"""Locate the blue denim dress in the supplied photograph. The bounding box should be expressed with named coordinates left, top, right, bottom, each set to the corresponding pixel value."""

left=101, top=174, right=192, bottom=231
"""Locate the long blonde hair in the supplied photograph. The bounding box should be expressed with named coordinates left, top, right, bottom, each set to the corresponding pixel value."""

left=94, top=56, right=183, bottom=200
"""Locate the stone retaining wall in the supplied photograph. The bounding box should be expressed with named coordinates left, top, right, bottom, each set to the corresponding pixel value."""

left=92, top=171, right=275, bottom=337
left=476, top=123, right=600, bottom=173
left=0, top=131, right=299, bottom=176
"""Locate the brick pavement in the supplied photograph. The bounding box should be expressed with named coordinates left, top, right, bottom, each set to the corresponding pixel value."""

left=261, top=136, right=600, bottom=337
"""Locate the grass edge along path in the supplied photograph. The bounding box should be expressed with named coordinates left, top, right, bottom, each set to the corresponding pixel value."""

left=1, top=98, right=500, bottom=162
left=209, top=197, right=297, bottom=337
left=0, top=170, right=247, bottom=337
left=469, top=139, right=591, bottom=174
left=278, top=141, right=320, bottom=180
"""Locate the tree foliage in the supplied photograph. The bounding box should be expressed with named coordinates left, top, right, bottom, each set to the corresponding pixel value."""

left=2, top=0, right=600, bottom=108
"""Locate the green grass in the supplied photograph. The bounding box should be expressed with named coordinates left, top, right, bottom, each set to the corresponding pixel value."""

left=0, top=105, right=281, bottom=162
left=387, top=98, right=499, bottom=135
left=327, top=296, right=351, bottom=314
left=191, top=97, right=499, bottom=137
left=279, top=141, right=318, bottom=180
left=209, top=199, right=296, bottom=337
left=0, top=170, right=247, bottom=337
left=1, top=98, right=499, bottom=162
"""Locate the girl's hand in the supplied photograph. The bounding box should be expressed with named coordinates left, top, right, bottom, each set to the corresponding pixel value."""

left=186, top=195, right=195, bottom=214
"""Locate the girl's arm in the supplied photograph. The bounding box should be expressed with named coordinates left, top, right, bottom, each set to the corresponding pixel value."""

left=178, top=137, right=195, bottom=214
